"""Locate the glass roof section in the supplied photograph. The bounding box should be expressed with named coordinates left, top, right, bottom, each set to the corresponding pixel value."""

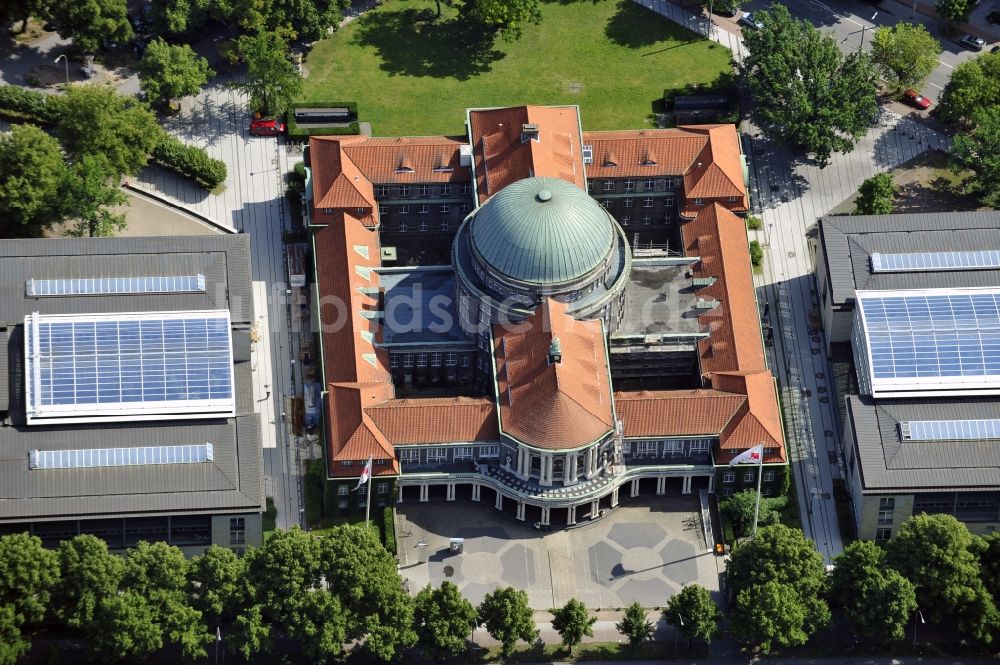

left=30, top=444, right=214, bottom=470
left=24, top=311, right=235, bottom=425
left=853, top=288, right=1000, bottom=398
left=901, top=419, right=1000, bottom=441
left=27, top=275, right=206, bottom=297
left=871, top=251, right=1000, bottom=273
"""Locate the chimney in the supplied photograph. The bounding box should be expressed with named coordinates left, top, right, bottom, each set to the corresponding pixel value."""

left=521, top=123, right=539, bottom=142
left=548, top=337, right=562, bottom=365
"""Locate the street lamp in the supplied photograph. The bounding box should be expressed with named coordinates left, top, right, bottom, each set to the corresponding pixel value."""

left=859, top=12, right=878, bottom=54
left=54, top=54, right=68, bottom=85
left=674, top=613, right=684, bottom=653
left=912, top=608, right=925, bottom=649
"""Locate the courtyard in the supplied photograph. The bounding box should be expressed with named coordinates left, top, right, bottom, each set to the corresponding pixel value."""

left=395, top=498, right=723, bottom=609
left=303, top=0, right=732, bottom=135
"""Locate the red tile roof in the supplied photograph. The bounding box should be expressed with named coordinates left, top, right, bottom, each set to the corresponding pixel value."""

left=614, top=389, right=745, bottom=438
left=712, top=372, right=785, bottom=463
left=469, top=106, right=586, bottom=203
left=366, top=397, right=499, bottom=444
left=311, top=137, right=378, bottom=227
left=341, top=136, right=472, bottom=184
left=493, top=300, right=614, bottom=450
left=325, top=382, right=398, bottom=477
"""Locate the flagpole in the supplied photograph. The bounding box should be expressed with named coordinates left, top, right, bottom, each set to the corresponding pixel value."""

left=751, top=456, right=763, bottom=538
left=365, top=467, right=372, bottom=525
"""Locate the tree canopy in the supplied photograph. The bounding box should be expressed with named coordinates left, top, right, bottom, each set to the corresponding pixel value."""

left=137, top=39, right=215, bottom=108
left=871, top=23, right=941, bottom=90
left=886, top=514, right=1000, bottom=642
left=935, top=51, right=1000, bottom=126
left=231, top=31, right=303, bottom=116
left=52, top=535, right=125, bottom=630
left=551, top=598, right=595, bottom=655
left=478, top=586, right=537, bottom=657
left=953, top=107, right=1000, bottom=208
left=854, top=173, right=896, bottom=215
left=0, top=533, right=60, bottom=626
left=732, top=581, right=812, bottom=654
left=60, top=154, right=129, bottom=237
left=830, top=540, right=916, bottom=640
left=721, top=490, right=783, bottom=538
left=936, top=0, right=972, bottom=22
left=738, top=3, right=878, bottom=165
left=413, top=581, right=478, bottom=661
left=188, top=546, right=266, bottom=660
left=0, top=124, right=67, bottom=238
left=461, top=0, right=541, bottom=42
left=49, top=0, right=133, bottom=54
left=664, top=584, right=721, bottom=645
left=616, top=601, right=653, bottom=650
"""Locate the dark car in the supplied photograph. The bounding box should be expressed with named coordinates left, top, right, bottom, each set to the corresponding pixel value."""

left=902, top=89, right=932, bottom=110
left=739, top=12, right=763, bottom=29
left=249, top=117, right=286, bottom=136
left=43, top=20, right=58, bottom=32
left=959, top=34, right=986, bottom=50
left=128, top=14, right=149, bottom=34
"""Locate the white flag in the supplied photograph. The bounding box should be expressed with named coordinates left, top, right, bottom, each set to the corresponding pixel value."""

left=354, top=458, right=373, bottom=491
left=729, top=444, right=764, bottom=466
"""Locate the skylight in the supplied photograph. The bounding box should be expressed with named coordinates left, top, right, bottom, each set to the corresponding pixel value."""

left=871, top=251, right=1000, bottom=273
left=900, top=419, right=1000, bottom=441
left=29, top=443, right=214, bottom=469
left=27, top=275, right=206, bottom=297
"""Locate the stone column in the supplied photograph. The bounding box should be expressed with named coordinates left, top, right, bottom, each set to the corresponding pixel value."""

left=516, top=501, right=526, bottom=521
left=540, top=454, right=552, bottom=486
left=419, top=485, right=429, bottom=502
left=398, top=484, right=404, bottom=502
left=471, top=483, right=481, bottom=502
left=611, top=487, right=619, bottom=507
left=495, top=491, right=503, bottom=510
left=590, top=499, right=600, bottom=519
left=567, top=505, right=577, bottom=526
left=708, top=474, right=715, bottom=493
left=656, top=477, right=666, bottom=495
left=540, top=506, right=550, bottom=526
left=446, top=483, right=456, bottom=501
left=565, top=453, right=577, bottom=484
left=584, top=447, right=595, bottom=477
left=630, top=478, right=639, bottom=497
left=682, top=475, right=692, bottom=494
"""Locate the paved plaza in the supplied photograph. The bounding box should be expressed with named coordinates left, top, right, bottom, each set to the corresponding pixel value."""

left=395, top=499, right=723, bottom=609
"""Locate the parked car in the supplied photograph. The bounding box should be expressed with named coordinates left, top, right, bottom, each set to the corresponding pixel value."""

left=959, top=34, right=986, bottom=50
left=739, top=11, right=763, bottom=29
left=992, top=45, right=999, bottom=53
left=43, top=20, right=58, bottom=32
left=249, top=117, right=286, bottom=136
left=902, top=88, right=932, bottom=110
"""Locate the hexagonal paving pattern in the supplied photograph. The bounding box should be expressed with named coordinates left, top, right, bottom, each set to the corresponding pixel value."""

left=500, top=543, right=536, bottom=588
left=607, top=521, right=667, bottom=549
left=618, top=576, right=675, bottom=607
left=659, top=538, right=700, bottom=585
left=587, top=540, right=622, bottom=585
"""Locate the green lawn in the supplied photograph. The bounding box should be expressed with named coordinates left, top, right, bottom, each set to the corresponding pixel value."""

left=303, top=0, right=732, bottom=136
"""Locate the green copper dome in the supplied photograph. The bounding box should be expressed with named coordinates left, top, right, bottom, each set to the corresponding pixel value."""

left=469, top=177, right=616, bottom=285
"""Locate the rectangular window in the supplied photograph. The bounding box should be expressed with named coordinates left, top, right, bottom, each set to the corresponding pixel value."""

left=462, top=355, right=471, bottom=367
left=399, top=186, right=410, bottom=197
left=624, top=179, right=635, bottom=191
left=879, top=497, right=895, bottom=510
left=439, top=203, right=450, bottom=213
left=229, top=518, right=245, bottom=545
left=636, top=441, right=658, bottom=457
left=427, top=448, right=448, bottom=463
left=445, top=352, right=457, bottom=366
left=623, top=198, right=633, bottom=208
left=664, top=177, right=678, bottom=188
left=379, top=206, right=389, bottom=217
left=441, top=184, right=452, bottom=195
left=338, top=499, right=348, bottom=510
left=621, top=216, right=631, bottom=226
left=399, top=205, right=410, bottom=215
left=454, top=446, right=473, bottom=460
left=419, top=204, right=430, bottom=214
left=358, top=496, right=367, bottom=507
left=723, top=471, right=735, bottom=483
left=878, top=510, right=893, bottom=526
left=403, top=353, right=414, bottom=367
left=390, top=354, right=400, bottom=369
left=644, top=178, right=655, bottom=189
left=689, top=440, right=711, bottom=454
left=664, top=195, right=675, bottom=207
left=744, top=470, right=755, bottom=483
left=338, top=485, right=349, bottom=496
left=603, top=181, right=614, bottom=192
left=460, top=183, right=471, bottom=194
left=399, top=221, right=408, bottom=233
left=323, top=208, right=333, bottom=214
left=693, top=198, right=704, bottom=205
left=875, top=528, right=891, bottom=542
left=586, top=180, right=594, bottom=193
left=419, top=185, right=431, bottom=196
left=642, top=215, right=652, bottom=225
left=722, top=487, right=734, bottom=497
left=602, top=199, right=613, bottom=209
left=460, top=204, right=471, bottom=214
left=419, top=221, right=428, bottom=232
left=378, top=483, right=389, bottom=495
left=417, top=353, right=428, bottom=367
left=431, top=352, right=442, bottom=367
left=664, top=441, right=683, bottom=457
left=356, top=207, right=366, bottom=216
left=376, top=185, right=389, bottom=197
left=643, top=197, right=654, bottom=208
left=400, top=449, right=419, bottom=464
left=478, top=445, right=500, bottom=458
left=763, top=470, right=775, bottom=482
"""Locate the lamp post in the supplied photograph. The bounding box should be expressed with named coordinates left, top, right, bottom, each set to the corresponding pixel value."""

left=912, top=608, right=925, bottom=649
left=674, top=613, right=684, bottom=654
left=54, top=54, right=68, bottom=84
left=859, top=12, right=878, bottom=54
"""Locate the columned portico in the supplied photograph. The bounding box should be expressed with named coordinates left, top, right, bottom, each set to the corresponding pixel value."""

left=446, top=483, right=456, bottom=501
left=656, top=477, right=666, bottom=495
left=419, top=485, right=429, bottom=502
left=590, top=499, right=599, bottom=519
left=611, top=487, right=619, bottom=507
left=495, top=491, right=503, bottom=510
left=565, top=452, right=578, bottom=484
left=567, top=505, right=577, bottom=525
left=516, top=501, right=526, bottom=521
left=630, top=478, right=639, bottom=497
left=471, top=483, right=481, bottom=501
left=682, top=475, right=692, bottom=494
left=540, top=506, right=551, bottom=526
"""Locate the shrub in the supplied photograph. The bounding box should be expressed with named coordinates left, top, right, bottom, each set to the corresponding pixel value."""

left=749, top=240, right=764, bottom=267
left=151, top=134, right=227, bottom=189
left=382, top=506, right=396, bottom=555
left=746, top=214, right=763, bottom=230
left=0, top=84, right=58, bottom=124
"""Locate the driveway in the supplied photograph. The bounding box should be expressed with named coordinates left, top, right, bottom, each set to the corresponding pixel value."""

left=395, top=499, right=724, bottom=609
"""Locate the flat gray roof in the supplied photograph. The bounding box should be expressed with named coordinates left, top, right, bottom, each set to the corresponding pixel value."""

left=818, top=212, right=1000, bottom=308
left=615, top=258, right=704, bottom=338
left=0, top=236, right=263, bottom=523
left=847, top=395, right=1000, bottom=493
left=377, top=267, right=470, bottom=347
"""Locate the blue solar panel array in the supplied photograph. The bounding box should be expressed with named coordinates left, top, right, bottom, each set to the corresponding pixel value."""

left=27, top=314, right=233, bottom=409
left=871, top=251, right=1000, bottom=273
left=27, top=275, right=206, bottom=297
left=859, top=291, right=1000, bottom=380
left=30, top=443, right=214, bottom=469
left=903, top=419, right=1000, bottom=441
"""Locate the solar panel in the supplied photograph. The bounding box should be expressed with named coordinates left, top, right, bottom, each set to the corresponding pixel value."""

left=29, top=443, right=214, bottom=469
left=24, top=311, right=235, bottom=425
left=902, top=419, right=1000, bottom=441
left=871, top=251, right=1000, bottom=273
left=26, top=275, right=206, bottom=297
left=854, top=288, right=1000, bottom=398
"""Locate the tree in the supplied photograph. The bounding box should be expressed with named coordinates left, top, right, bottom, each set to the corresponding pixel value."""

left=60, top=154, right=128, bottom=237
left=0, top=533, right=60, bottom=626
left=886, top=513, right=1000, bottom=643
left=732, top=581, right=810, bottom=654
left=0, top=0, right=46, bottom=33
left=871, top=23, right=941, bottom=89
left=150, top=0, right=207, bottom=36
left=616, top=602, right=654, bottom=650
left=953, top=106, right=1000, bottom=208
left=52, top=535, right=125, bottom=630
left=936, top=52, right=1000, bottom=126
left=551, top=598, right=595, bottom=655
left=413, top=581, right=478, bottom=661
left=55, top=85, right=162, bottom=178
left=230, top=31, right=303, bottom=116
left=262, top=0, right=351, bottom=43
left=830, top=540, right=916, bottom=641
left=739, top=4, right=879, bottom=166
left=320, top=524, right=415, bottom=661
left=0, top=124, right=67, bottom=238
left=721, top=490, right=783, bottom=538
left=137, top=39, right=215, bottom=108
left=49, top=0, right=133, bottom=54
left=936, top=0, right=972, bottom=22
left=478, top=586, right=537, bottom=658
left=854, top=173, right=897, bottom=215
left=92, top=591, right=164, bottom=661
left=979, top=531, right=1000, bottom=602
left=664, top=584, right=721, bottom=646
left=0, top=604, right=31, bottom=665
left=188, top=546, right=267, bottom=660
left=461, top=0, right=541, bottom=42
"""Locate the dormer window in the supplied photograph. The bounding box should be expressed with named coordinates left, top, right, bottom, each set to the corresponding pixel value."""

left=395, top=166, right=414, bottom=173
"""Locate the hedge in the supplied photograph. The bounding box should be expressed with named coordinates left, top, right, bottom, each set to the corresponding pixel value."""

left=749, top=239, right=764, bottom=267
left=0, top=85, right=226, bottom=190
left=382, top=506, right=396, bottom=556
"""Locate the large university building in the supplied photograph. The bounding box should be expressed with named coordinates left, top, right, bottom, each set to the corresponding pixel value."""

left=308, top=105, right=786, bottom=527
left=0, top=237, right=264, bottom=553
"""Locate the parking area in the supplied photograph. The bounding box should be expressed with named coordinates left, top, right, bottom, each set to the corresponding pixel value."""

left=395, top=498, right=723, bottom=609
